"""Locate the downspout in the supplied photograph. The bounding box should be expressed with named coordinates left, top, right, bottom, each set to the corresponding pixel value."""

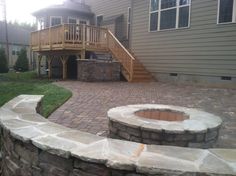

left=130, top=0, right=134, bottom=50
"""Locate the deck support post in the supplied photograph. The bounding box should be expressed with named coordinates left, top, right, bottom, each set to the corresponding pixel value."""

left=81, top=50, right=86, bottom=60
left=37, top=55, right=42, bottom=77
left=47, top=56, right=53, bottom=79
left=60, top=56, right=69, bottom=80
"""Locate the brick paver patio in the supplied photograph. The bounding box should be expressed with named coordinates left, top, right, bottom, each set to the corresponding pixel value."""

left=49, top=81, right=236, bottom=148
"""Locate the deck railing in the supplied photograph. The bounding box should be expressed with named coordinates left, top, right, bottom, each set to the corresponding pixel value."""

left=31, top=24, right=108, bottom=51
left=31, top=24, right=135, bottom=81
left=107, top=30, right=135, bottom=81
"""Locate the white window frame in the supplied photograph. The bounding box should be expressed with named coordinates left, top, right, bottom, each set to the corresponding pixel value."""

left=96, top=14, right=104, bottom=26
left=68, top=17, right=77, bottom=24
left=50, top=16, right=62, bottom=27
left=79, top=19, right=89, bottom=25
left=127, top=7, right=131, bottom=39
left=149, top=0, right=191, bottom=32
left=217, top=0, right=236, bottom=24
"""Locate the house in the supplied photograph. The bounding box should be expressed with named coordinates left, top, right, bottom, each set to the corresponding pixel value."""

left=31, top=0, right=236, bottom=86
left=0, top=21, right=35, bottom=69
left=130, top=0, right=236, bottom=86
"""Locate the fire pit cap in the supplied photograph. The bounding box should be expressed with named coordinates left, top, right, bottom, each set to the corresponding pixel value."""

left=108, top=104, right=222, bottom=134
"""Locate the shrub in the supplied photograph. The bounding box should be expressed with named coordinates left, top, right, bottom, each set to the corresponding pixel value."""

left=0, top=47, right=9, bottom=73
left=14, top=48, right=29, bottom=72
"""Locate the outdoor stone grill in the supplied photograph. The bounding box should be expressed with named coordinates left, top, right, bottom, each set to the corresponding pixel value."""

left=0, top=95, right=235, bottom=176
left=108, top=104, right=223, bottom=148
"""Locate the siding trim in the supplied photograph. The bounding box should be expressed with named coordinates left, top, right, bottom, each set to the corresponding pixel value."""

left=127, top=7, right=131, bottom=40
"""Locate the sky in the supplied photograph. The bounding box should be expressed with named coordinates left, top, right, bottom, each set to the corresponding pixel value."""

left=2, top=0, right=64, bottom=24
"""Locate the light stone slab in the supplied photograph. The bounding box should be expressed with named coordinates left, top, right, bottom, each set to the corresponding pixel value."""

left=199, top=153, right=235, bottom=175
left=33, top=135, right=86, bottom=158
left=146, top=145, right=208, bottom=162
left=137, top=152, right=198, bottom=175
left=19, top=113, right=48, bottom=123
left=36, top=122, right=74, bottom=135
left=1, top=119, right=37, bottom=130
left=57, top=131, right=104, bottom=145
left=71, top=139, right=144, bottom=171
left=0, top=108, right=19, bottom=120
left=12, top=107, right=37, bottom=114
left=10, top=126, right=45, bottom=142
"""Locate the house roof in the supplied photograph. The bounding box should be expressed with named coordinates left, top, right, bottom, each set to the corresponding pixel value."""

left=32, top=0, right=93, bottom=17
left=0, top=21, right=32, bottom=46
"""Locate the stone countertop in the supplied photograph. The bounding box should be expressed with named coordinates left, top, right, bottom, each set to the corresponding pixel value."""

left=0, top=95, right=236, bottom=175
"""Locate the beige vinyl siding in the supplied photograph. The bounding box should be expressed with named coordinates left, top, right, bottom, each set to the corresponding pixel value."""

left=131, top=0, right=236, bottom=77
left=85, top=0, right=131, bottom=40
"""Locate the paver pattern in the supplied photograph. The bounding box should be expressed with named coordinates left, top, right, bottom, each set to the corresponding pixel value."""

left=49, top=81, right=236, bottom=148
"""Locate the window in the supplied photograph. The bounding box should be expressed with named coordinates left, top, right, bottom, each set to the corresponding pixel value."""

left=50, top=16, right=62, bottom=27
left=68, top=17, right=77, bottom=24
left=96, top=15, right=103, bottom=26
left=37, top=18, right=45, bottom=30
left=127, top=7, right=131, bottom=39
left=218, top=0, right=236, bottom=23
left=79, top=20, right=88, bottom=25
left=149, top=0, right=191, bottom=31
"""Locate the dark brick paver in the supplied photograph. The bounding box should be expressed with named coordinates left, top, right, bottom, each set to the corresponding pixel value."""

left=49, top=81, right=236, bottom=148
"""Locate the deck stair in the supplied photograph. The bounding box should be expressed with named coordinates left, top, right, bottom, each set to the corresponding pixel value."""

left=120, top=58, right=154, bottom=82
left=107, top=30, right=154, bottom=82
left=132, top=60, right=154, bottom=82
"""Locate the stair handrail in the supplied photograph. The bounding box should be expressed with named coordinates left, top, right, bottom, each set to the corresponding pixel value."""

left=107, top=30, right=135, bottom=81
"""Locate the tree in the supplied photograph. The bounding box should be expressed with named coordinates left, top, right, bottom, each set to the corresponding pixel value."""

left=14, top=48, right=29, bottom=72
left=0, top=47, right=9, bottom=73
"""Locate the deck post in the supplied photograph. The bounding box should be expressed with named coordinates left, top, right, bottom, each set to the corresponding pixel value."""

left=47, top=56, right=53, bottom=79
left=49, top=27, right=52, bottom=50
left=61, top=56, right=69, bottom=80
left=81, top=50, right=86, bottom=60
left=37, top=55, right=42, bottom=77
left=82, top=24, right=86, bottom=49
left=62, top=24, right=65, bottom=49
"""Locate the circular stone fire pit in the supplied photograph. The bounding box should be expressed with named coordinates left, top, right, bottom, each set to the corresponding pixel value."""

left=108, top=104, right=223, bottom=148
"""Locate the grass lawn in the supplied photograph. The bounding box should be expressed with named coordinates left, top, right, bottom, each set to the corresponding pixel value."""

left=0, top=71, right=72, bottom=118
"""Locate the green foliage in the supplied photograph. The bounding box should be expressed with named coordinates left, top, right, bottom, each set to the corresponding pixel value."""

left=14, top=48, right=29, bottom=72
left=0, top=72, right=72, bottom=118
left=0, top=47, right=9, bottom=73
left=9, top=21, right=37, bottom=31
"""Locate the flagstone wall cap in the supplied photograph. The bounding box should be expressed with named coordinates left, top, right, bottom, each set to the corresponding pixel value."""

left=0, top=95, right=235, bottom=175
left=107, top=104, right=223, bottom=133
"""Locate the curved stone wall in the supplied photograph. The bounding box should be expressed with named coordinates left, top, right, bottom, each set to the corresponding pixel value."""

left=0, top=95, right=236, bottom=176
left=108, top=105, right=222, bottom=148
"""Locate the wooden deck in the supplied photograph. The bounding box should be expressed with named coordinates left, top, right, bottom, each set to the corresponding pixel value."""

left=31, top=24, right=153, bottom=82
left=31, top=24, right=109, bottom=52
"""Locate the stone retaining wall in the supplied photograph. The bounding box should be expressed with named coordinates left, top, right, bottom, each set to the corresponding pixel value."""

left=0, top=95, right=236, bottom=176
left=77, top=59, right=120, bottom=82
